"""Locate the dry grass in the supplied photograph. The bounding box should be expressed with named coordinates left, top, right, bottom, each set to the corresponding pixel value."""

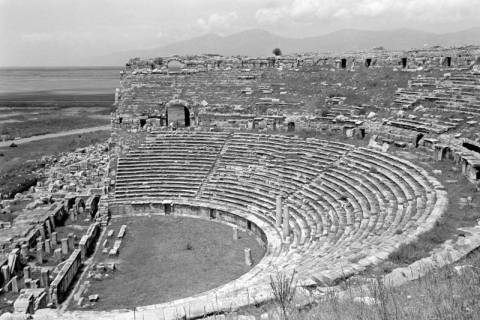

left=270, top=270, right=297, bottom=320
left=285, top=250, right=480, bottom=320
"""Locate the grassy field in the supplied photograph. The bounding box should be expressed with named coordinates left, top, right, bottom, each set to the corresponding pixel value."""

left=262, top=67, right=440, bottom=115
left=71, top=215, right=265, bottom=311
left=0, top=92, right=113, bottom=138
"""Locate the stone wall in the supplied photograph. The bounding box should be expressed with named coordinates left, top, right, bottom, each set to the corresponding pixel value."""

left=79, top=223, right=101, bottom=260
left=109, top=201, right=268, bottom=247
left=50, top=249, right=82, bottom=305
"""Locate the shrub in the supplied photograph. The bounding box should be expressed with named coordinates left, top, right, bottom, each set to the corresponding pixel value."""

left=270, top=270, right=297, bottom=320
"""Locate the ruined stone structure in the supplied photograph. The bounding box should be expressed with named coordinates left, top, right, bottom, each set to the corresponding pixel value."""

left=102, top=128, right=448, bottom=317
left=98, top=46, right=479, bottom=317
left=2, top=46, right=480, bottom=320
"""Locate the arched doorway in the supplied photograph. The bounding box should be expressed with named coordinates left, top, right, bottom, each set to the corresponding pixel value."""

left=166, top=100, right=191, bottom=128
left=287, top=122, right=295, bottom=132
left=365, top=58, right=372, bottom=68
left=445, top=57, right=452, bottom=67
left=442, top=147, right=453, bottom=160
left=415, top=133, right=424, bottom=148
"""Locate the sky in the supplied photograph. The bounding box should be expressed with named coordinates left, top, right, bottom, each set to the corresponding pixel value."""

left=1, top=0, right=479, bottom=66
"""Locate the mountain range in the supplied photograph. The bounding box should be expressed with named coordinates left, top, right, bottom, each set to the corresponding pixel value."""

left=93, top=27, right=480, bottom=66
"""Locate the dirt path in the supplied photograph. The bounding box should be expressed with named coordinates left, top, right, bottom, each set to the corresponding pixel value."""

left=0, top=125, right=110, bottom=147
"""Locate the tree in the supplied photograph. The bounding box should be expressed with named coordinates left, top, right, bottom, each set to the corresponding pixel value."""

left=272, top=48, right=282, bottom=56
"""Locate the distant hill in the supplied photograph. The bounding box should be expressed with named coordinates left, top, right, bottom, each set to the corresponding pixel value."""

left=94, top=27, right=480, bottom=65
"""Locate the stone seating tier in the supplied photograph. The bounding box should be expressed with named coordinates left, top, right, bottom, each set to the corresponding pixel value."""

left=114, top=132, right=444, bottom=275
left=107, top=130, right=449, bottom=317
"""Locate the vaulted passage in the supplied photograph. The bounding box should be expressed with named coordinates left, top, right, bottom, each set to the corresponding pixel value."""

left=287, top=121, right=295, bottom=132
left=365, top=58, right=372, bottom=68
left=167, top=104, right=190, bottom=127
left=444, top=56, right=452, bottom=67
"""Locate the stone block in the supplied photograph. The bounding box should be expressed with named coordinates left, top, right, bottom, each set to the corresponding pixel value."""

left=67, top=233, right=75, bottom=250
left=117, top=225, right=127, bottom=238
left=54, top=248, right=62, bottom=262
left=40, top=269, right=50, bottom=288
left=244, top=248, right=252, bottom=266
left=44, top=239, right=51, bottom=255
left=23, top=266, right=31, bottom=279
left=61, top=238, right=69, bottom=255
left=20, top=244, right=29, bottom=260
left=11, top=276, right=19, bottom=293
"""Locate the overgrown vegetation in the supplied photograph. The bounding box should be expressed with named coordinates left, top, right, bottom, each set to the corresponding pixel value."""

left=0, top=131, right=109, bottom=198
left=270, top=270, right=297, bottom=320
left=288, top=250, right=480, bottom=320
left=0, top=161, right=39, bottom=198
left=381, top=156, right=480, bottom=268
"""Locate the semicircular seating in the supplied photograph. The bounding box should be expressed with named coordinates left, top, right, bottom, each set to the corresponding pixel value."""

left=111, top=131, right=447, bottom=316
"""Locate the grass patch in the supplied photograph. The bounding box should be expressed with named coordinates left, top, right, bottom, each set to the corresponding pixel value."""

left=70, top=215, right=265, bottom=311
left=388, top=222, right=449, bottom=265
left=0, top=116, right=109, bottom=139
left=0, top=92, right=114, bottom=138
left=289, top=249, right=480, bottom=320
left=382, top=156, right=480, bottom=268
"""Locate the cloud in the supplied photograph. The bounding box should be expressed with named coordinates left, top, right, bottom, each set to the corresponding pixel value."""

left=21, top=32, right=54, bottom=42
left=256, top=7, right=288, bottom=25
left=255, top=0, right=480, bottom=25
left=197, top=11, right=239, bottom=33
left=20, top=30, right=97, bottom=45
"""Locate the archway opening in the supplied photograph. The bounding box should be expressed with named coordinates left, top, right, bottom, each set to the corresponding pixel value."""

left=365, top=58, right=372, bottom=68
left=415, top=133, right=424, bottom=148
left=287, top=122, right=295, bottom=132
left=442, top=147, right=453, bottom=161
left=401, top=58, right=408, bottom=69
left=445, top=56, right=452, bottom=67
left=184, top=106, right=191, bottom=127
left=167, top=104, right=191, bottom=128
left=341, top=58, right=347, bottom=69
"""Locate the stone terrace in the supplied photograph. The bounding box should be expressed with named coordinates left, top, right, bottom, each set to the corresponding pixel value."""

left=106, top=130, right=448, bottom=318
